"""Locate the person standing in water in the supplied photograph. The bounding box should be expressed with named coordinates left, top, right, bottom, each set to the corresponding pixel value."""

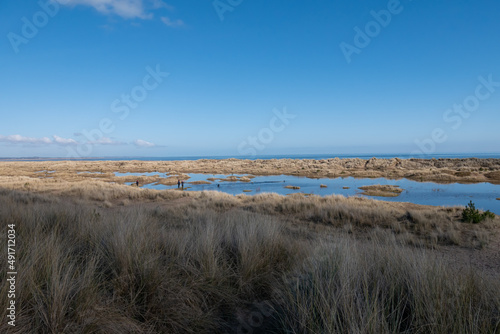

left=177, top=179, right=180, bottom=188
left=136, top=180, right=139, bottom=187
left=181, top=180, right=184, bottom=189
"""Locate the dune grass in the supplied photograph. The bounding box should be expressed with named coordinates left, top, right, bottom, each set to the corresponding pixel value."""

left=279, top=236, right=500, bottom=333
left=1, top=158, right=500, bottom=186
left=0, top=189, right=299, bottom=333
left=1, top=176, right=497, bottom=248
left=0, top=186, right=499, bottom=333
left=358, top=184, right=404, bottom=197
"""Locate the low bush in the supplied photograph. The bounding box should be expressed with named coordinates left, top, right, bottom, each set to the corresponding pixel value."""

left=462, top=200, right=495, bottom=224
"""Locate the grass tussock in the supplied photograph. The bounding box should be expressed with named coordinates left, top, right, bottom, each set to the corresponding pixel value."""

left=0, top=188, right=499, bottom=333
left=358, top=184, right=404, bottom=197
left=0, top=189, right=300, bottom=333
left=279, top=235, right=500, bottom=333
left=239, top=193, right=498, bottom=248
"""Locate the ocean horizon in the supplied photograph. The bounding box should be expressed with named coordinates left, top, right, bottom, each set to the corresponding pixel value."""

left=1, top=153, right=500, bottom=162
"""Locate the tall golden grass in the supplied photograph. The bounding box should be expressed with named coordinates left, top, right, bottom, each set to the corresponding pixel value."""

left=0, top=187, right=499, bottom=333
left=279, top=233, right=500, bottom=333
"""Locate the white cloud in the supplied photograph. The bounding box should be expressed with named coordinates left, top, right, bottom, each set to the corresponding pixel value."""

left=88, top=137, right=123, bottom=145
left=57, top=0, right=149, bottom=19
left=1, top=134, right=158, bottom=150
left=151, top=0, right=173, bottom=10
left=57, top=0, right=175, bottom=20
left=0, top=134, right=52, bottom=144
left=134, top=139, right=155, bottom=147
left=53, top=135, right=78, bottom=145
left=161, top=16, right=184, bottom=28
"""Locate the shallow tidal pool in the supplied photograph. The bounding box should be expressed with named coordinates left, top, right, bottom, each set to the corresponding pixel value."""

left=118, top=173, right=500, bottom=214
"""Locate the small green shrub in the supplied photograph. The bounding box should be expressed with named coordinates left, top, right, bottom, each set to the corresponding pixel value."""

left=462, top=201, right=495, bottom=224
left=483, top=210, right=495, bottom=220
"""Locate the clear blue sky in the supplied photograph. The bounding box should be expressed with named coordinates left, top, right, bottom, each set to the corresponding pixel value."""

left=1, top=0, right=499, bottom=158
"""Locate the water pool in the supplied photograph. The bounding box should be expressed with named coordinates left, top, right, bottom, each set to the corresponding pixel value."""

left=117, top=173, right=499, bottom=214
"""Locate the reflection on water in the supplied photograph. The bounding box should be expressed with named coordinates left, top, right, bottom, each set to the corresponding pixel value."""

left=118, top=173, right=500, bottom=214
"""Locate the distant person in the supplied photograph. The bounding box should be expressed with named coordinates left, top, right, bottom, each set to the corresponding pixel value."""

left=217, top=184, right=220, bottom=188
left=177, top=179, right=181, bottom=188
left=181, top=180, right=184, bottom=189
left=136, top=180, right=139, bottom=187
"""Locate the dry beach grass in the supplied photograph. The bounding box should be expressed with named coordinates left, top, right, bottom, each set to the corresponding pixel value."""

left=1, top=157, right=500, bottom=185
left=1, top=159, right=500, bottom=333
left=358, top=184, right=404, bottom=197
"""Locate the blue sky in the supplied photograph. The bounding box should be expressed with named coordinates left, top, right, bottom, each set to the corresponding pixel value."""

left=1, top=0, right=499, bottom=158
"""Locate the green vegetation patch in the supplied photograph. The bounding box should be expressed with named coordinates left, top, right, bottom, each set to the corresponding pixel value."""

left=462, top=200, right=495, bottom=224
